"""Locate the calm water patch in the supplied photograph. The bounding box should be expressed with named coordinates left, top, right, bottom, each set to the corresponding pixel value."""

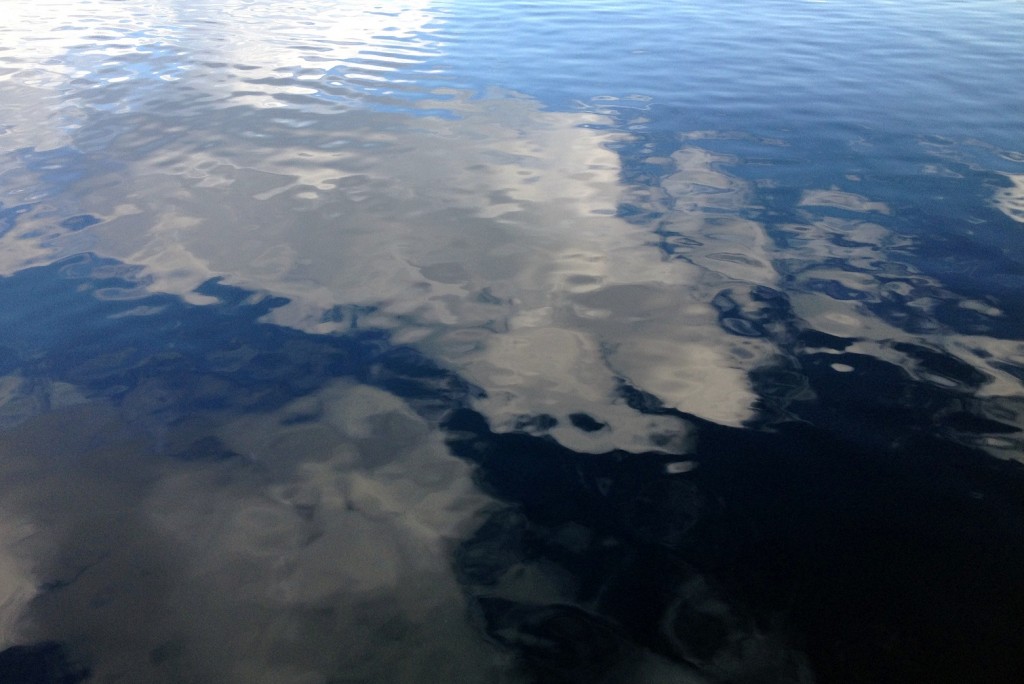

left=1, top=1, right=1023, bottom=683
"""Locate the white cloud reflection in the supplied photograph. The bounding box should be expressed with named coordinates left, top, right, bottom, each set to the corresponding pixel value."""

left=0, top=0, right=783, bottom=445
left=994, top=172, right=1024, bottom=224
left=8, top=98, right=766, bottom=443
left=780, top=201, right=1024, bottom=459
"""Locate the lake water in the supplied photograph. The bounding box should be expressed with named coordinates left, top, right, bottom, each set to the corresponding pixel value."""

left=1, top=1, right=1023, bottom=682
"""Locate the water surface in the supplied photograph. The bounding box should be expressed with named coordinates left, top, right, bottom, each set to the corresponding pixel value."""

left=1, top=1, right=1023, bottom=682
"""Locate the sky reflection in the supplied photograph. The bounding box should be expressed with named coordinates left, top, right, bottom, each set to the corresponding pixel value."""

left=1, top=0, right=1024, bottom=682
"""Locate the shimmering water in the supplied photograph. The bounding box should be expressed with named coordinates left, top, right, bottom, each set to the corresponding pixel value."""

left=1, top=1, right=1023, bottom=682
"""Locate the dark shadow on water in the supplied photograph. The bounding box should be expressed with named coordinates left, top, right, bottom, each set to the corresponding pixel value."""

left=0, top=642, right=90, bottom=684
left=446, top=404, right=1024, bottom=684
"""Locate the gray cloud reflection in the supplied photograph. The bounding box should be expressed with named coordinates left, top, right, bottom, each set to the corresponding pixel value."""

left=0, top=383, right=514, bottom=683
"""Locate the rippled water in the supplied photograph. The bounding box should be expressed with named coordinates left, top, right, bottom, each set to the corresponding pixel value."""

left=1, top=1, right=1023, bottom=682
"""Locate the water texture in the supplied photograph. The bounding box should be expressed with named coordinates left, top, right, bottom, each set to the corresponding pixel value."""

left=1, top=1, right=1023, bottom=682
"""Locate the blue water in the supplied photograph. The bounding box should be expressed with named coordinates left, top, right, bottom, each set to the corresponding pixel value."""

left=1, top=1, right=1023, bottom=682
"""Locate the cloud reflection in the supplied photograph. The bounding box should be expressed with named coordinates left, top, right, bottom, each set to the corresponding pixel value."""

left=777, top=202, right=1024, bottom=458
left=2, top=1, right=1024, bottom=680
left=994, top=172, right=1024, bottom=224
left=0, top=382, right=510, bottom=683
left=0, top=0, right=794, bottom=448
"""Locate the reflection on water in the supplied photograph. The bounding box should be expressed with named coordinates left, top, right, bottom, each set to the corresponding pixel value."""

left=995, top=172, right=1024, bottom=224
left=1, top=386, right=501, bottom=683
left=2, top=0, right=1024, bottom=682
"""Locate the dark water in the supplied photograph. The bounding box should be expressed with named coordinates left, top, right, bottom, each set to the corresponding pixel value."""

left=1, top=1, right=1023, bottom=682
